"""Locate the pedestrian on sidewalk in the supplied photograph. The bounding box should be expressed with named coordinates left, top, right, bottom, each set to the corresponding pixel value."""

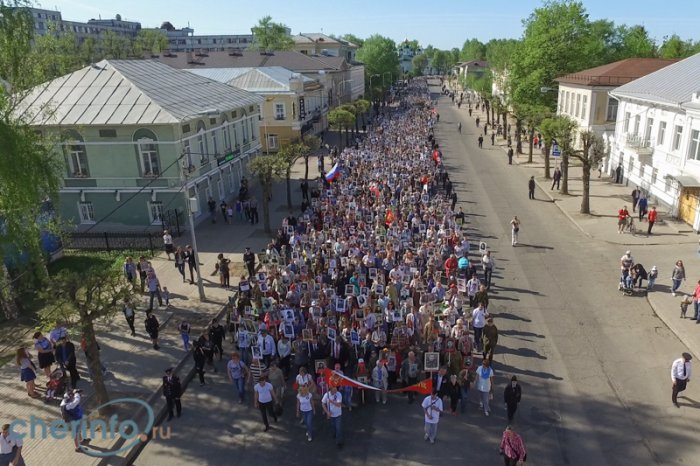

left=482, top=318, right=498, bottom=362
left=250, top=197, right=260, bottom=224
left=185, top=245, right=197, bottom=285
left=481, top=251, right=494, bottom=290
left=504, top=376, right=522, bottom=422
left=146, top=271, right=163, bottom=310
left=137, top=256, right=149, bottom=293
left=163, top=230, right=174, bottom=260
left=671, top=352, right=692, bottom=408
left=297, top=385, right=316, bottom=442
left=322, top=384, right=344, bottom=448
left=178, top=320, right=191, bottom=351
left=478, top=135, right=484, bottom=148
left=220, top=200, right=228, bottom=224
left=145, top=311, right=160, bottom=350
left=638, top=194, right=648, bottom=221
left=617, top=206, right=630, bottom=234
left=528, top=176, right=536, bottom=200
left=193, top=342, right=206, bottom=386
left=0, top=423, right=25, bottom=466
left=484, top=126, right=488, bottom=136
left=421, top=390, right=443, bottom=444
left=472, top=303, right=489, bottom=354
left=692, top=280, right=700, bottom=321
left=647, top=206, right=658, bottom=234
left=60, top=389, right=85, bottom=452
left=648, top=266, right=658, bottom=292
left=208, top=197, right=217, bottom=224
left=244, top=247, right=256, bottom=277
left=458, top=122, right=462, bottom=133
left=551, top=167, right=562, bottom=190
left=254, top=374, right=279, bottom=432
left=631, top=187, right=641, bottom=213
left=469, top=108, right=473, bottom=117
left=615, top=164, right=623, bottom=183
left=671, top=260, right=686, bottom=296
left=123, top=256, right=136, bottom=286
left=33, top=332, right=55, bottom=378
left=475, top=359, right=494, bottom=416
left=507, top=146, right=514, bottom=165
left=499, top=426, right=527, bottom=465
left=209, top=318, right=226, bottom=360
left=227, top=352, right=248, bottom=404
left=510, top=216, right=520, bottom=246
left=162, top=367, right=182, bottom=421
left=174, top=247, right=186, bottom=283
left=16, top=348, right=39, bottom=398
left=475, top=117, right=480, bottom=127
left=235, top=199, right=243, bottom=222
left=54, top=337, right=80, bottom=389
left=491, top=133, right=495, bottom=145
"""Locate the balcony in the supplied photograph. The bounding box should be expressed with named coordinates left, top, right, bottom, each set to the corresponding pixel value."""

left=625, top=134, right=654, bottom=160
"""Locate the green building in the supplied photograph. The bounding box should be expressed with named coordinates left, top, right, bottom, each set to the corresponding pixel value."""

left=16, top=59, right=264, bottom=230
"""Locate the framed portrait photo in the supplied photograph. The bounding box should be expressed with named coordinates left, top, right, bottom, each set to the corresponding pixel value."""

left=283, top=323, right=295, bottom=338
left=424, top=352, right=440, bottom=372
left=336, top=298, right=347, bottom=312
left=345, top=284, right=355, bottom=296
left=327, top=327, right=337, bottom=341
left=302, top=328, right=314, bottom=342
left=251, top=345, right=262, bottom=360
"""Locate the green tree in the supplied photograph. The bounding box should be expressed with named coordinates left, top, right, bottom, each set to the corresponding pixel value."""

left=43, top=263, right=134, bottom=413
left=546, top=116, right=577, bottom=194
left=659, top=34, right=698, bottom=58
left=100, top=30, right=130, bottom=59
left=520, top=104, right=551, bottom=163
left=132, top=29, right=169, bottom=57
left=33, top=24, right=82, bottom=78
left=539, top=117, right=557, bottom=179
left=248, top=155, right=286, bottom=233
left=573, top=130, right=606, bottom=214
left=616, top=25, right=657, bottom=59
left=411, top=54, right=428, bottom=76
left=356, top=35, right=400, bottom=96
left=353, top=98, right=370, bottom=127
left=509, top=0, right=600, bottom=110
left=328, top=108, right=355, bottom=150
left=300, top=135, right=321, bottom=182
left=431, top=50, right=449, bottom=74
left=277, top=143, right=305, bottom=211
left=251, top=15, right=294, bottom=52
left=460, top=38, right=486, bottom=61
left=80, top=36, right=98, bottom=63
left=0, top=0, right=63, bottom=318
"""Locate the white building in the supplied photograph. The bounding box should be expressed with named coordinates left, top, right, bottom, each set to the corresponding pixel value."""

left=609, top=53, right=700, bottom=229
left=397, top=40, right=423, bottom=74
left=555, top=58, right=676, bottom=153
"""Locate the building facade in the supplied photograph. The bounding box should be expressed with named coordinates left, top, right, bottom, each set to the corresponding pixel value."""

left=16, top=60, right=263, bottom=230
left=292, top=33, right=358, bottom=63
left=17, top=7, right=141, bottom=43
left=609, top=53, right=700, bottom=229
left=158, top=22, right=253, bottom=52
left=397, top=40, right=423, bottom=74
left=186, top=67, right=327, bottom=151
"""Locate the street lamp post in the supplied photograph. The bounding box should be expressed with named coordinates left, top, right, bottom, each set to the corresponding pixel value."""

left=179, top=157, right=206, bottom=300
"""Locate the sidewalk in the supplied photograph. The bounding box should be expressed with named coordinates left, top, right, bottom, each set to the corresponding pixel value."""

left=0, top=155, right=321, bottom=465
left=452, top=95, right=700, bottom=362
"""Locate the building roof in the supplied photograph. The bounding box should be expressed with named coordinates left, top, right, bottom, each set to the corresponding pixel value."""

left=154, top=50, right=348, bottom=73
left=15, top=59, right=263, bottom=126
left=461, top=60, right=488, bottom=68
left=299, top=33, right=340, bottom=45
left=611, top=53, right=700, bottom=106
left=186, top=67, right=314, bottom=93
left=555, top=58, right=678, bottom=87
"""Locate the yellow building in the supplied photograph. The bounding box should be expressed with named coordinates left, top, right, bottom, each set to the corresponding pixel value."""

left=186, top=66, right=326, bottom=152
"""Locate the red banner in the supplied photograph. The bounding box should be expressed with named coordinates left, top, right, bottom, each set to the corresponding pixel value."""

left=321, top=369, right=433, bottom=395
left=388, top=378, right=433, bottom=395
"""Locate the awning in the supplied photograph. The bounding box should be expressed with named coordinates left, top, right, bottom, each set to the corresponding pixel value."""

left=676, top=175, right=700, bottom=187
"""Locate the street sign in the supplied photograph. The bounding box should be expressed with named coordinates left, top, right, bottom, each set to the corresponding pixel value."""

left=552, top=143, right=561, bottom=157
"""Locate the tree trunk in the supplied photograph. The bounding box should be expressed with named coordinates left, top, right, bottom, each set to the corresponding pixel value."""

left=502, top=112, right=508, bottom=140
left=0, top=264, right=19, bottom=320
left=485, top=101, right=490, bottom=126
left=580, top=161, right=591, bottom=214
left=345, top=126, right=349, bottom=147
left=527, top=126, right=535, bottom=163
left=515, top=118, right=523, bottom=154
left=304, top=155, right=309, bottom=182
left=561, top=152, right=569, bottom=195
left=491, top=106, right=496, bottom=127
left=543, top=142, right=552, bottom=179
left=81, top=312, right=111, bottom=415
left=285, top=168, right=292, bottom=211
left=262, top=181, right=272, bottom=233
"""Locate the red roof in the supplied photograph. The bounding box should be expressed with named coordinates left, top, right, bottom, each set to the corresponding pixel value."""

left=555, top=58, right=679, bottom=86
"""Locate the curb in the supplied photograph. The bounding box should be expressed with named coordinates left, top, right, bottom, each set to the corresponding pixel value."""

left=646, top=293, right=700, bottom=363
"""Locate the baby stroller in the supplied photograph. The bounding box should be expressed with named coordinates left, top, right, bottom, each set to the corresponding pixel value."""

left=619, top=263, right=647, bottom=296
left=45, top=367, right=68, bottom=402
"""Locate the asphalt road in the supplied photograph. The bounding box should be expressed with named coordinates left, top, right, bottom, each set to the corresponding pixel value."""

left=133, top=83, right=698, bottom=466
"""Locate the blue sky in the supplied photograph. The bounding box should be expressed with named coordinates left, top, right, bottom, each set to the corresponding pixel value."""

left=37, top=0, right=699, bottom=49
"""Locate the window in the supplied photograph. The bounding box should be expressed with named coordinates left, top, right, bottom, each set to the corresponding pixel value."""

left=558, top=91, right=563, bottom=113
left=222, top=122, right=231, bottom=150
left=217, top=177, right=225, bottom=200
left=148, top=201, right=164, bottom=224
left=138, top=139, right=160, bottom=176
left=99, top=129, right=117, bottom=138
left=623, top=112, right=631, bottom=132
left=274, top=103, right=286, bottom=120
left=689, top=130, right=700, bottom=161
left=673, top=125, right=683, bottom=151
left=644, top=118, right=654, bottom=141
left=651, top=168, right=658, bottom=186
left=251, top=119, right=257, bottom=140
left=78, top=202, right=95, bottom=223
left=564, top=92, right=570, bottom=114
left=575, top=94, right=581, bottom=118
left=211, top=130, right=218, bottom=156
left=633, top=115, right=640, bottom=136
left=657, top=121, right=667, bottom=146
left=242, top=119, right=249, bottom=143
left=581, top=95, right=587, bottom=120
left=267, top=134, right=279, bottom=150
left=605, top=97, right=616, bottom=122
left=68, top=143, right=89, bottom=177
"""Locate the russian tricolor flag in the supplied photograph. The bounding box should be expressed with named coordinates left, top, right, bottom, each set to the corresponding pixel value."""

left=325, top=162, right=341, bottom=182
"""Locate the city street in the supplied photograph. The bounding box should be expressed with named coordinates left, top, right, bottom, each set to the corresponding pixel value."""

left=131, top=82, right=700, bottom=465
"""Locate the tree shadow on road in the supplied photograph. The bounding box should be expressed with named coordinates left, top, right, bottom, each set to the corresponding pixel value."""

left=515, top=243, right=554, bottom=250
left=494, top=312, right=532, bottom=323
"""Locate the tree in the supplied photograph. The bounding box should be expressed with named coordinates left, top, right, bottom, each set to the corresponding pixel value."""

left=616, top=25, right=657, bottom=59
left=485, top=38, right=519, bottom=72
left=338, top=104, right=357, bottom=144
left=300, top=135, right=321, bottom=182
left=431, top=50, right=449, bottom=74
left=132, top=29, right=169, bottom=57
left=546, top=116, right=577, bottom=195
left=43, top=263, right=134, bottom=414
left=356, top=35, right=400, bottom=96
left=248, top=155, right=286, bottom=233
left=33, top=24, right=81, bottom=79
left=509, top=1, right=601, bottom=111
left=659, top=34, right=699, bottom=59
left=251, top=16, right=294, bottom=52
left=0, top=1, right=63, bottom=318
left=539, top=118, right=557, bottom=179
left=328, top=107, right=355, bottom=151
left=277, top=143, right=305, bottom=210
left=520, top=104, right=551, bottom=163
left=573, top=130, right=606, bottom=214
left=411, top=54, right=428, bottom=76
left=100, top=30, right=130, bottom=59
left=461, top=38, right=486, bottom=61
left=353, top=98, right=370, bottom=128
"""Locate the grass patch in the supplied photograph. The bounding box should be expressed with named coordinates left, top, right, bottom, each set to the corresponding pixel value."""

left=48, top=250, right=149, bottom=276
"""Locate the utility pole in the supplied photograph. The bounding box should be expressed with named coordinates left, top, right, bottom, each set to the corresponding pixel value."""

left=180, top=153, right=206, bottom=300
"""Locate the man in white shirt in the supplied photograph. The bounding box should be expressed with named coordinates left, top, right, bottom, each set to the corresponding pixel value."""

left=421, top=391, right=443, bottom=444
left=322, top=384, right=344, bottom=448
left=472, top=303, right=489, bottom=353
left=0, top=424, right=24, bottom=466
left=672, top=352, right=693, bottom=407
left=259, top=329, right=276, bottom=368
left=253, top=375, right=278, bottom=431
left=481, top=251, right=494, bottom=289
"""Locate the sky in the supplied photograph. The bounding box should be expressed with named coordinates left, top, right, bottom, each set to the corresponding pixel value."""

left=35, top=0, right=699, bottom=50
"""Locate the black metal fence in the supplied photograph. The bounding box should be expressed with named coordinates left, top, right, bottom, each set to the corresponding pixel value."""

left=64, top=232, right=162, bottom=255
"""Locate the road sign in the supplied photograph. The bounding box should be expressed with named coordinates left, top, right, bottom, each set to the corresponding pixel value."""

left=552, top=143, right=561, bottom=157
left=479, top=241, right=487, bottom=253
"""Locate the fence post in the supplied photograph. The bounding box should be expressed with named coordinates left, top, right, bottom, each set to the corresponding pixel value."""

left=104, top=232, right=110, bottom=252
left=148, top=234, right=154, bottom=256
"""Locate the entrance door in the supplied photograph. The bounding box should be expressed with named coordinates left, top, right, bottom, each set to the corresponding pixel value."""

left=679, top=187, right=700, bottom=225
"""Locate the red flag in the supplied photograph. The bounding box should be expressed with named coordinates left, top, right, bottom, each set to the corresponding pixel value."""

left=388, top=378, right=433, bottom=395
left=384, top=208, right=395, bottom=226
left=322, top=368, right=379, bottom=390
